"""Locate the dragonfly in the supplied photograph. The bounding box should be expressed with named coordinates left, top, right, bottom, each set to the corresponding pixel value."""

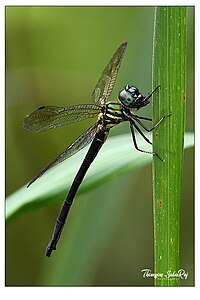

left=24, top=41, right=170, bottom=257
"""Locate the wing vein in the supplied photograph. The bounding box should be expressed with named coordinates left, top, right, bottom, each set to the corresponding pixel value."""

left=27, top=122, right=99, bottom=186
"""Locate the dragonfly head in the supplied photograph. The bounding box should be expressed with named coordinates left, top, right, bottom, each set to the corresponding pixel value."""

left=118, top=85, right=146, bottom=109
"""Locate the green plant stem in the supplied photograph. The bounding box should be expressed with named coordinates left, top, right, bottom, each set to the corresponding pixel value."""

left=152, top=7, right=186, bottom=286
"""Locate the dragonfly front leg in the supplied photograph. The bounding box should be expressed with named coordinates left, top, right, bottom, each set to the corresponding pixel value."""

left=131, top=114, right=152, bottom=121
left=132, top=114, right=171, bottom=132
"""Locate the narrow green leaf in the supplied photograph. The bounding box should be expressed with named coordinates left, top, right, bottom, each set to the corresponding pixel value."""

left=152, top=7, right=187, bottom=286
left=6, top=132, right=193, bottom=224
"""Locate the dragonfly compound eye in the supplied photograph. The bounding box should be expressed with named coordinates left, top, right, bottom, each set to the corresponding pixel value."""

left=119, top=85, right=139, bottom=108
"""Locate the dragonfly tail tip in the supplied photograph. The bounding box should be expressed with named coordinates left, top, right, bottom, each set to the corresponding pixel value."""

left=46, top=247, right=53, bottom=257
left=46, top=241, right=57, bottom=257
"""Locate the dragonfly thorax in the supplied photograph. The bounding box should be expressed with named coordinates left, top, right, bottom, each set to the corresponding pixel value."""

left=118, top=85, right=144, bottom=109
left=101, top=102, right=125, bottom=128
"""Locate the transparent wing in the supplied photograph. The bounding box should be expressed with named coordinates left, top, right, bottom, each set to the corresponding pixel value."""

left=23, top=104, right=100, bottom=132
left=91, top=42, right=127, bottom=105
left=27, top=122, right=99, bottom=187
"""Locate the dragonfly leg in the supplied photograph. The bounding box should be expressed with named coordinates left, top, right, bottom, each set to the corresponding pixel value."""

left=131, top=121, right=152, bottom=145
left=132, top=114, right=172, bottom=132
left=130, top=122, right=163, bottom=161
left=131, top=114, right=152, bottom=121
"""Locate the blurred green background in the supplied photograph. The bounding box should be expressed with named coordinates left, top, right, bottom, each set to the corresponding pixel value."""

left=6, top=6, right=194, bottom=286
